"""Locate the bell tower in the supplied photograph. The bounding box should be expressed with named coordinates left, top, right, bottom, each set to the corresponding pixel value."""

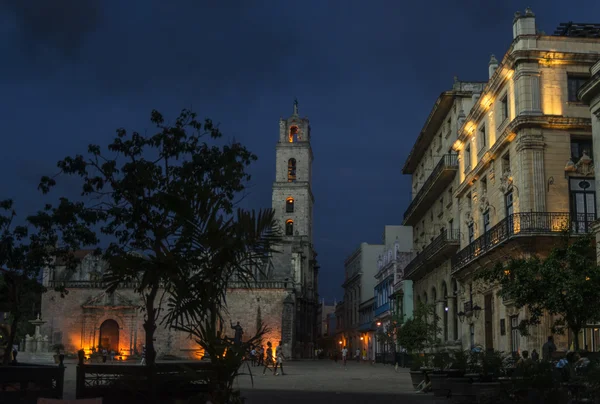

left=272, top=99, right=314, bottom=244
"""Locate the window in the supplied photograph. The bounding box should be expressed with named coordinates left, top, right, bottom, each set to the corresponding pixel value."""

left=500, top=95, right=509, bottom=123
left=568, top=75, right=588, bottom=102
left=505, top=192, right=513, bottom=217
left=288, top=126, right=299, bottom=142
left=510, top=315, right=520, bottom=354
left=287, top=158, right=296, bottom=182
left=478, top=125, right=486, bottom=151
left=285, top=219, right=294, bottom=236
left=446, top=117, right=452, bottom=138
left=286, top=198, right=294, bottom=213
left=447, top=187, right=453, bottom=206
left=439, top=198, right=444, bottom=216
left=570, top=178, right=596, bottom=233
left=501, top=152, right=510, bottom=174
left=481, top=177, right=487, bottom=194
left=466, top=193, right=472, bottom=209
left=468, top=223, right=474, bottom=243
left=448, top=219, right=454, bottom=233
left=571, top=138, right=593, bottom=161
left=483, top=210, right=490, bottom=233
left=438, top=132, right=442, bottom=149
left=464, top=145, right=471, bottom=172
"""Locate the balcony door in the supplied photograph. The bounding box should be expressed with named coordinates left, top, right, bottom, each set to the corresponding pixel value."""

left=570, top=178, right=596, bottom=233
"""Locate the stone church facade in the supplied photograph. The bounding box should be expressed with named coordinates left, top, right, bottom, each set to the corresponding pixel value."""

left=40, top=102, right=319, bottom=359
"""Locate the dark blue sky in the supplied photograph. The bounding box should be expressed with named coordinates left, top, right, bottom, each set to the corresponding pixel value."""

left=1, top=0, right=598, bottom=301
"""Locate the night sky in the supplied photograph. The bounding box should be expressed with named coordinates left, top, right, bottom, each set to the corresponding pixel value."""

left=1, top=0, right=599, bottom=301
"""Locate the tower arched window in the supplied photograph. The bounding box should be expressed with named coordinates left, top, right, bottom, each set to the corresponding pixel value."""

left=285, top=219, right=294, bottom=236
left=287, top=158, right=297, bottom=182
left=286, top=197, right=294, bottom=213
left=289, top=126, right=299, bottom=143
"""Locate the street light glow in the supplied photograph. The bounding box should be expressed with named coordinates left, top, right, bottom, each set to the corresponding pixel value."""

left=376, top=321, right=381, bottom=327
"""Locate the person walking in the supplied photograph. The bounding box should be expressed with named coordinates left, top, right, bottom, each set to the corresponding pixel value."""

left=140, top=344, right=146, bottom=366
left=102, top=348, right=108, bottom=363
left=342, top=346, right=348, bottom=369
left=262, top=342, right=275, bottom=375
left=542, top=336, right=556, bottom=362
left=250, top=346, right=257, bottom=366
left=274, top=341, right=286, bottom=376
left=355, top=348, right=360, bottom=363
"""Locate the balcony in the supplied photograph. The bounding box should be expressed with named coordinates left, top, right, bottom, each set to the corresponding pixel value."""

left=405, top=229, right=461, bottom=281
left=374, top=302, right=390, bottom=317
left=452, top=212, right=595, bottom=273
left=403, top=154, right=459, bottom=226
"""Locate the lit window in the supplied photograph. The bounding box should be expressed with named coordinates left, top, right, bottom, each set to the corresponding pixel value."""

left=289, top=126, right=299, bottom=143
left=286, top=198, right=294, bottom=213
left=288, top=159, right=296, bottom=182
left=285, top=220, right=294, bottom=236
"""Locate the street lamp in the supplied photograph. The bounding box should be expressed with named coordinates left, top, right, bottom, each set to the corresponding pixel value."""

left=376, top=321, right=382, bottom=327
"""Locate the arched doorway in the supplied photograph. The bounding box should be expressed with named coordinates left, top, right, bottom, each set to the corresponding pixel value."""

left=99, top=320, right=119, bottom=352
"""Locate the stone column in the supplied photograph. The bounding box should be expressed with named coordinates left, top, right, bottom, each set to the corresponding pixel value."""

left=436, top=299, right=445, bottom=343
left=516, top=129, right=546, bottom=212
left=447, top=296, right=456, bottom=343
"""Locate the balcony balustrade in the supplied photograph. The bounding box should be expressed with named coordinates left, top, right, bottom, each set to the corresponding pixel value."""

left=452, top=212, right=595, bottom=272
left=405, top=229, right=461, bottom=280
left=403, top=154, right=459, bottom=226
left=374, top=302, right=390, bottom=317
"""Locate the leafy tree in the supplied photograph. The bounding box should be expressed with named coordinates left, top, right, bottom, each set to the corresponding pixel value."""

left=39, top=109, right=275, bottom=382
left=396, top=301, right=440, bottom=354
left=0, top=199, right=98, bottom=365
left=162, top=206, right=281, bottom=404
left=477, top=234, right=600, bottom=351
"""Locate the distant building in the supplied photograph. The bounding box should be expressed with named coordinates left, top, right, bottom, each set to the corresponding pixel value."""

left=316, top=299, right=336, bottom=352
left=372, top=226, right=412, bottom=363
left=342, top=242, right=384, bottom=353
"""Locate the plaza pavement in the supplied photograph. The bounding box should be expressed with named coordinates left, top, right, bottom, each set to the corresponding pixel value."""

left=56, top=358, right=433, bottom=403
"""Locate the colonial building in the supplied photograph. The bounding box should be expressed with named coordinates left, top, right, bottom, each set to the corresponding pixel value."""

left=578, top=55, right=600, bottom=351
left=372, top=226, right=412, bottom=361
left=404, top=10, right=600, bottom=355
left=316, top=299, right=336, bottom=352
left=40, top=101, right=319, bottom=359
left=341, top=242, right=383, bottom=353
left=402, top=77, right=486, bottom=351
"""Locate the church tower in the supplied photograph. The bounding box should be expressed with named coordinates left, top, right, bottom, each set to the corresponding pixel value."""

left=271, top=99, right=318, bottom=358
left=272, top=99, right=314, bottom=246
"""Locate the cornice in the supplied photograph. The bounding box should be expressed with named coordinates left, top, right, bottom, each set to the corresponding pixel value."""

left=457, top=48, right=600, bottom=144
left=454, top=115, right=592, bottom=198
left=578, top=71, right=600, bottom=104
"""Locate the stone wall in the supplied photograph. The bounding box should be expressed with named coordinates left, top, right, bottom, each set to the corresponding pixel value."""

left=41, top=286, right=291, bottom=359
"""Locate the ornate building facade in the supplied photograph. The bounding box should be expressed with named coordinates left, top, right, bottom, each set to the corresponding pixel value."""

left=403, top=10, right=600, bottom=354
left=40, top=101, right=319, bottom=359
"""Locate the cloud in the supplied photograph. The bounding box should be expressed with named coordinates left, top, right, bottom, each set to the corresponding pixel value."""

left=0, top=0, right=102, bottom=60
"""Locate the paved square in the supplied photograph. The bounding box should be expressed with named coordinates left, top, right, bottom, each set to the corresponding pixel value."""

left=58, top=359, right=432, bottom=403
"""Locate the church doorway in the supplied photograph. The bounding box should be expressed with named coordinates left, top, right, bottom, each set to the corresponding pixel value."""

left=99, top=320, right=119, bottom=352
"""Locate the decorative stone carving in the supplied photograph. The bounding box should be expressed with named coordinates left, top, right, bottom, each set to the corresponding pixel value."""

left=471, top=190, right=478, bottom=204
left=499, top=169, right=513, bottom=193
left=464, top=212, right=474, bottom=227
left=478, top=192, right=491, bottom=212
left=565, top=152, right=594, bottom=176
left=488, top=165, right=495, bottom=184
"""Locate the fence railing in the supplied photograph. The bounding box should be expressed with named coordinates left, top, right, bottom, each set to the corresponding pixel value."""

left=404, top=154, right=459, bottom=221
left=405, top=229, right=461, bottom=277
left=0, top=361, right=65, bottom=403
left=452, top=212, right=595, bottom=271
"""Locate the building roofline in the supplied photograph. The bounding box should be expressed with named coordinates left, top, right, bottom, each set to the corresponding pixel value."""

left=402, top=87, right=480, bottom=174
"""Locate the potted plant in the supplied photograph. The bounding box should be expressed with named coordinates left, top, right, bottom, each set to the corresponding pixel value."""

left=51, top=343, right=65, bottom=364
left=446, top=349, right=474, bottom=403
left=409, top=353, right=426, bottom=389
left=396, top=302, right=441, bottom=391
left=430, top=351, right=452, bottom=398
left=471, top=349, right=507, bottom=401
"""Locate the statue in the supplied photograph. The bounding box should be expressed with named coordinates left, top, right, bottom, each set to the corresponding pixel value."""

left=293, top=98, right=299, bottom=115
left=230, top=321, right=244, bottom=345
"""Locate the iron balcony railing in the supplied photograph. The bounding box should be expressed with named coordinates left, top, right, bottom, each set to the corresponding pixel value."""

left=374, top=302, right=390, bottom=317
left=452, top=212, right=595, bottom=271
left=405, top=229, right=461, bottom=277
left=404, top=154, right=459, bottom=223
